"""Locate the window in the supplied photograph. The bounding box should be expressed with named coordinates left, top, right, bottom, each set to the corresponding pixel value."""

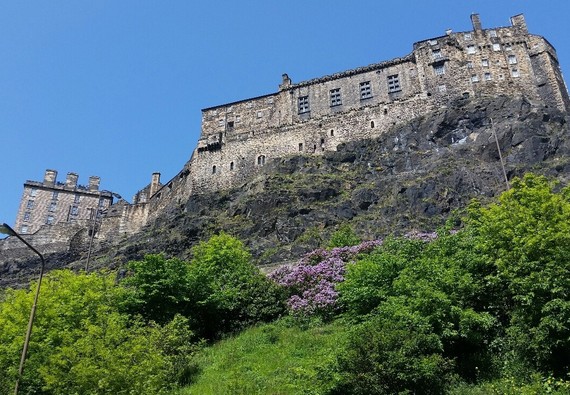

left=230, top=162, right=234, bottom=171
left=46, top=215, right=54, bottom=225
left=330, top=129, right=334, bottom=136
left=21, top=225, right=28, bottom=234
left=330, top=88, right=342, bottom=107
left=467, top=45, right=476, bottom=54
left=493, top=43, right=501, bottom=51
left=360, top=81, right=372, bottom=99
left=484, top=72, right=492, bottom=81
left=387, top=74, right=401, bottom=93
left=218, top=119, right=224, bottom=126
left=23, top=212, right=31, bottom=222
left=429, top=39, right=438, bottom=46
left=71, top=206, right=79, bottom=215
left=370, top=121, right=375, bottom=128
left=49, top=202, right=57, bottom=212
left=212, top=165, right=217, bottom=174
left=434, top=64, right=445, bottom=75
left=489, top=30, right=497, bottom=38
left=438, top=84, right=447, bottom=93
left=467, top=61, right=474, bottom=69
left=482, top=59, right=489, bottom=67
left=227, top=121, right=234, bottom=129
left=471, top=74, right=479, bottom=83
left=299, top=143, right=303, bottom=151
left=74, top=194, right=80, bottom=203
left=98, top=198, right=105, bottom=207
left=257, top=111, right=263, bottom=118
left=257, top=155, right=266, bottom=166
left=235, top=115, right=241, bottom=122
left=30, top=188, right=38, bottom=197
left=26, top=200, right=34, bottom=209
left=298, top=96, right=310, bottom=113
left=432, top=49, right=442, bottom=59
left=52, top=191, right=59, bottom=200
left=464, top=33, right=472, bottom=41
left=512, top=69, right=520, bottom=78
left=508, top=55, right=517, bottom=65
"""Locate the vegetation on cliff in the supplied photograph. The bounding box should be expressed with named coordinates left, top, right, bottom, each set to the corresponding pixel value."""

left=1, top=173, right=570, bottom=394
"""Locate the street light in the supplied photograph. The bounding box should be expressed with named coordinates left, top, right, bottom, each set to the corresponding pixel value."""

left=0, top=223, right=46, bottom=395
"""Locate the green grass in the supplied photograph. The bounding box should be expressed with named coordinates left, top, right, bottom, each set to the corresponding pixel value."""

left=173, top=318, right=348, bottom=395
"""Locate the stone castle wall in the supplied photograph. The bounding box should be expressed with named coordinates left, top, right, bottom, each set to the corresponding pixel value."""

left=141, top=13, right=569, bottom=227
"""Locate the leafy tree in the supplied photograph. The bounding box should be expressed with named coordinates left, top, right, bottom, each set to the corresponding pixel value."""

left=187, top=232, right=286, bottom=338
left=0, top=270, right=177, bottom=394
left=466, top=173, right=570, bottom=375
left=121, top=254, right=193, bottom=324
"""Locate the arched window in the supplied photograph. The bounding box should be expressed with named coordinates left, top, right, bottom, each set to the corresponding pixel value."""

left=212, top=165, right=217, bottom=174
left=330, top=129, right=334, bottom=136
left=230, top=162, right=234, bottom=171
left=257, top=155, right=266, bottom=166
left=370, top=121, right=375, bottom=128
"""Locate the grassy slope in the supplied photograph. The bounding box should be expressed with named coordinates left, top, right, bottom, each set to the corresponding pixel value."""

left=175, top=319, right=347, bottom=395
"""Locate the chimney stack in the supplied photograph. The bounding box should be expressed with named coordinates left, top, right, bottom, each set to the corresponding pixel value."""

left=88, top=176, right=100, bottom=191
left=43, top=169, right=58, bottom=186
left=150, top=172, right=161, bottom=197
left=471, top=13, right=482, bottom=31
left=510, top=14, right=528, bottom=33
left=65, top=172, right=78, bottom=189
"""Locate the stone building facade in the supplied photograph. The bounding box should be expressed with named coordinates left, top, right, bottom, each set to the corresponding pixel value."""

left=13, top=169, right=117, bottom=235
left=143, top=13, right=569, bottom=224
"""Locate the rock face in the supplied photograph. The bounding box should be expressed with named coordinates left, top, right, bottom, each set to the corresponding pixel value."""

left=2, top=95, right=569, bottom=288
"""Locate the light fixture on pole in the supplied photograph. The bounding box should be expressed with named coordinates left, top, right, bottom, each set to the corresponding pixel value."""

left=0, top=223, right=46, bottom=395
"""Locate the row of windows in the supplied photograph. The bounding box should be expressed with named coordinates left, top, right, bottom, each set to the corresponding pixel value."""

left=467, top=42, right=515, bottom=54
left=470, top=69, right=519, bottom=82
left=463, top=29, right=497, bottom=41
left=211, top=155, right=267, bottom=174
left=298, top=75, right=401, bottom=114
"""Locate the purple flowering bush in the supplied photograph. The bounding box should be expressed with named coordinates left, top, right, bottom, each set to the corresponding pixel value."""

left=269, top=240, right=383, bottom=317
left=269, top=232, right=440, bottom=318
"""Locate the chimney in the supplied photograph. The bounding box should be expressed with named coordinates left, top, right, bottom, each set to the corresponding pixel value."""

left=510, top=14, right=528, bottom=33
left=149, top=172, right=161, bottom=197
left=43, top=169, right=58, bottom=186
left=279, top=73, right=292, bottom=90
left=88, top=176, right=100, bottom=191
left=471, top=13, right=482, bottom=31
left=65, top=172, right=78, bottom=189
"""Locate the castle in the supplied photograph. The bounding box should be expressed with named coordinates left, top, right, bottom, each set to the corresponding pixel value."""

left=8, top=13, right=570, bottom=250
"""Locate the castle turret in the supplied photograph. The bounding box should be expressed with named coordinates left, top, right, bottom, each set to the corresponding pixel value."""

left=149, top=172, right=161, bottom=198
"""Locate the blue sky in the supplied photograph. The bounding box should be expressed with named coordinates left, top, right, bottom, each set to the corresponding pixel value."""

left=1, top=1, right=569, bottom=227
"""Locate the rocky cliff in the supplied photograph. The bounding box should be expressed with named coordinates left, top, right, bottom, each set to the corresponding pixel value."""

left=2, top=94, right=569, bottom=288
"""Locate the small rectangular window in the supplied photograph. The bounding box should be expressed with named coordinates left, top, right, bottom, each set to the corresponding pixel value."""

left=360, top=81, right=372, bottom=99
left=387, top=74, right=401, bottom=93
left=26, top=200, right=34, bottom=209
left=432, top=49, right=442, bottom=59
left=329, top=88, right=342, bottom=107
left=49, top=202, right=57, bottom=212
left=71, top=206, right=79, bottom=215
left=467, top=61, right=473, bottom=69
left=299, top=143, right=303, bottom=151
left=434, top=64, right=445, bottom=76
left=464, top=33, right=472, bottom=41
left=471, top=74, right=479, bottom=83
left=74, top=194, right=80, bottom=203
left=467, top=45, right=476, bottom=54
left=30, top=188, right=38, bottom=197
left=482, top=59, right=489, bottom=67
left=46, top=215, right=54, bottom=225
left=23, top=212, right=31, bottom=222
left=438, top=84, right=447, bottom=93
left=52, top=191, right=59, bottom=200
left=508, top=55, right=517, bottom=65
left=512, top=69, right=520, bottom=78
left=429, top=39, right=438, bottom=46
left=21, top=225, right=28, bottom=234
left=257, top=111, right=263, bottom=118
left=484, top=72, right=492, bottom=81
left=489, top=30, right=497, bottom=38
left=493, top=43, right=501, bottom=51
left=298, top=96, right=310, bottom=113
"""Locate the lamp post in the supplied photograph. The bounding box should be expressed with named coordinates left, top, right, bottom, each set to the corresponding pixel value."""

left=0, top=223, right=46, bottom=395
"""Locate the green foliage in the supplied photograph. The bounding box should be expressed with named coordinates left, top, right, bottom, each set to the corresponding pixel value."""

left=327, top=223, right=361, bottom=248
left=467, top=173, right=570, bottom=374
left=334, top=302, right=454, bottom=395
left=0, top=270, right=176, bottom=394
left=121, top=254, right=193, bottom=324
left=187, top=232, right=286, bottom=339
left=177, top=318, right=346, bottom=395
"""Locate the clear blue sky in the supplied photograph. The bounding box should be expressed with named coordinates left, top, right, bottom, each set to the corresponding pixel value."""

left=1, top=1, right=569, bottom=227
